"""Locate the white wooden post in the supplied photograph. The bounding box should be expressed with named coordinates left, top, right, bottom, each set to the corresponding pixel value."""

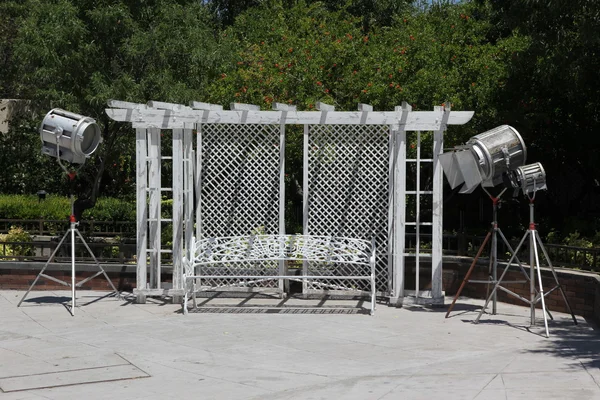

left=148, top=128, right=161, bottom=290
left=135, top=128, right=148, bottom=303
left=302, top=124, right=309, bottom=296
left=274, top=103, right=295, bottom=294
left=172, top=128, right=184, bottom=299
left=390, top=102, right=410, bottom=306
left=183, top=123, right=194, bottom=289
left=431, top=105, right=451, bottom=304
left=387, top=127, right=395, bottom=294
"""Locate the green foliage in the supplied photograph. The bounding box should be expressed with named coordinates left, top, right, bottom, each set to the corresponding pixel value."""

left=1, top=0, right=228, bottom=199
left=0, top=0, right=599, bottom=242
left=0, top=112, right=66, bottom=194
left=210, top=1, right=527, bottom=141
left=0, top=226, right=34, bottom=257
left=0, top=195, right=135, bottom=221
left=484, top=0, right=600, bottom=231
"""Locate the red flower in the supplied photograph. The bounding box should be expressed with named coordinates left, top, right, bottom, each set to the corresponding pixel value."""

left=316, top=81, right=322, bottom=86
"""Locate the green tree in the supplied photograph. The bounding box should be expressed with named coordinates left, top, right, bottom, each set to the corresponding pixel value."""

left=2, top=0, right=228, bottom=202
left=483, top=0, right=600, bottom=233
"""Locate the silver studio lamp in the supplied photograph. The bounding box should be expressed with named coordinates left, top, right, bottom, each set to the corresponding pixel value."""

left=505, top=162, right=547, bottom=196
left=439, top=125, right=527, bottom=193
left=40, top=109, right=102, bottom=164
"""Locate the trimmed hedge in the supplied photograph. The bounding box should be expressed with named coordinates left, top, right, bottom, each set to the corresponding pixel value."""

left=0, top=195, right=135, bottom=221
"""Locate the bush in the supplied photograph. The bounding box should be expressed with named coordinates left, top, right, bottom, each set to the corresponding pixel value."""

left=0, top=195, right=135, bottom=221
left=0, top=225, right=34, bottom=257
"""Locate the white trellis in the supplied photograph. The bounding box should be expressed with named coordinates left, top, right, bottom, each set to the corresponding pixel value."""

left=106, top=100, right=473, bottom=305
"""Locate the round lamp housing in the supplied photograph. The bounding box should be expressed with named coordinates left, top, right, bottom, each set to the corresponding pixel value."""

left=40, top=109, right=102, bottom=164
left=467, top=125, right=527, bottom=188
left=439, top=125, right=527, bottom=194
left=512, top=162, right=547, bottom=195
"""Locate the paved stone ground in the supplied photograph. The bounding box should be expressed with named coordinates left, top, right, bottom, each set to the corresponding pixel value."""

left=1, top=290, right=599, bottom=400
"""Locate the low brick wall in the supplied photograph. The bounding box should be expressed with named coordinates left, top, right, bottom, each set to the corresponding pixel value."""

left=2, top=258, right=599, bottom=323
left=0, top=262, right=140, bottom=292
left=441, top=257, right=600, bottom=322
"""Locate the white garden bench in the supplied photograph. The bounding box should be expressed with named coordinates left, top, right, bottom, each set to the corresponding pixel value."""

left=183, top=234, right=376, bottom=315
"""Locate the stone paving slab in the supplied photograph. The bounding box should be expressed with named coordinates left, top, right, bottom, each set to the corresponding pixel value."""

left=1, top=289, right=599, bottom=400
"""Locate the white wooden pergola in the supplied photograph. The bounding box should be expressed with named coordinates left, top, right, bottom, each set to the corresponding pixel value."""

left=106, top=100, right=473, bottom=305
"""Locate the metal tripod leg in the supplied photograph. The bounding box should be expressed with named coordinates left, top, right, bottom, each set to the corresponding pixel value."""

left=445, top=226, right=531, bottom=318
left=497, top=227, right=553, bottom=320
left=535, top=230, right=577, bottom=325
left=475, top=230, right=529, bottom=323
left=445, top=231, right=491, bottom=318
left=74, top=228, right=120, bottom=298
left=496, top=229, right=529, bottom=283
left=532, top=233, right=550, bottom=338
left=17, top=228, right=71, bottom=307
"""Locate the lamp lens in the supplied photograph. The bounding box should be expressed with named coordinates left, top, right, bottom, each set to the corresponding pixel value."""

left=81, top=124, right=97, bottom=154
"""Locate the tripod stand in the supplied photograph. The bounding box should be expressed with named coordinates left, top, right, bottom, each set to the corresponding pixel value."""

left=17, top=206, right=120, bottom=315
left=474, top=194, right=577, bottom=337
left=446, top=188, right=532, bottom=318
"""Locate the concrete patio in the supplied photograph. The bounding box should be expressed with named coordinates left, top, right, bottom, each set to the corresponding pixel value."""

left=1, top=290, right=599, bottom=400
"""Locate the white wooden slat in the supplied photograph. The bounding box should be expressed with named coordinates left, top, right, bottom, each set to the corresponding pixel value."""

left=105, top=108, right=474, bottom=129
left=190, top=101, right=223, bottom=111
left=315, top=102, right=335, bottom=111
left=407, top=158, right=433, bottom=162
left=147, top=100, right=189, bottom=111
left=107, top=100, right=146, bottom=109
left=230, top=103, right=260, bottom=111
left=272, top=103, right=297, bottom=111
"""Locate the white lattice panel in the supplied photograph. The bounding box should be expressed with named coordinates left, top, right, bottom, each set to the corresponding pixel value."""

left=198, top=124, right=281, bottom=288
left=305, top=125, right=390, bottom=293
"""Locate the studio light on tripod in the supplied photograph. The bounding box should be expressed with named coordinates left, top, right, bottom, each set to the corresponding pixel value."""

left=439, top=125, right=527, bottom=193
left=504, top=162, right=547, bottom=196
left=19, top=108, right=118, bottom=316
left=40, top=109, right=102, bottom=164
